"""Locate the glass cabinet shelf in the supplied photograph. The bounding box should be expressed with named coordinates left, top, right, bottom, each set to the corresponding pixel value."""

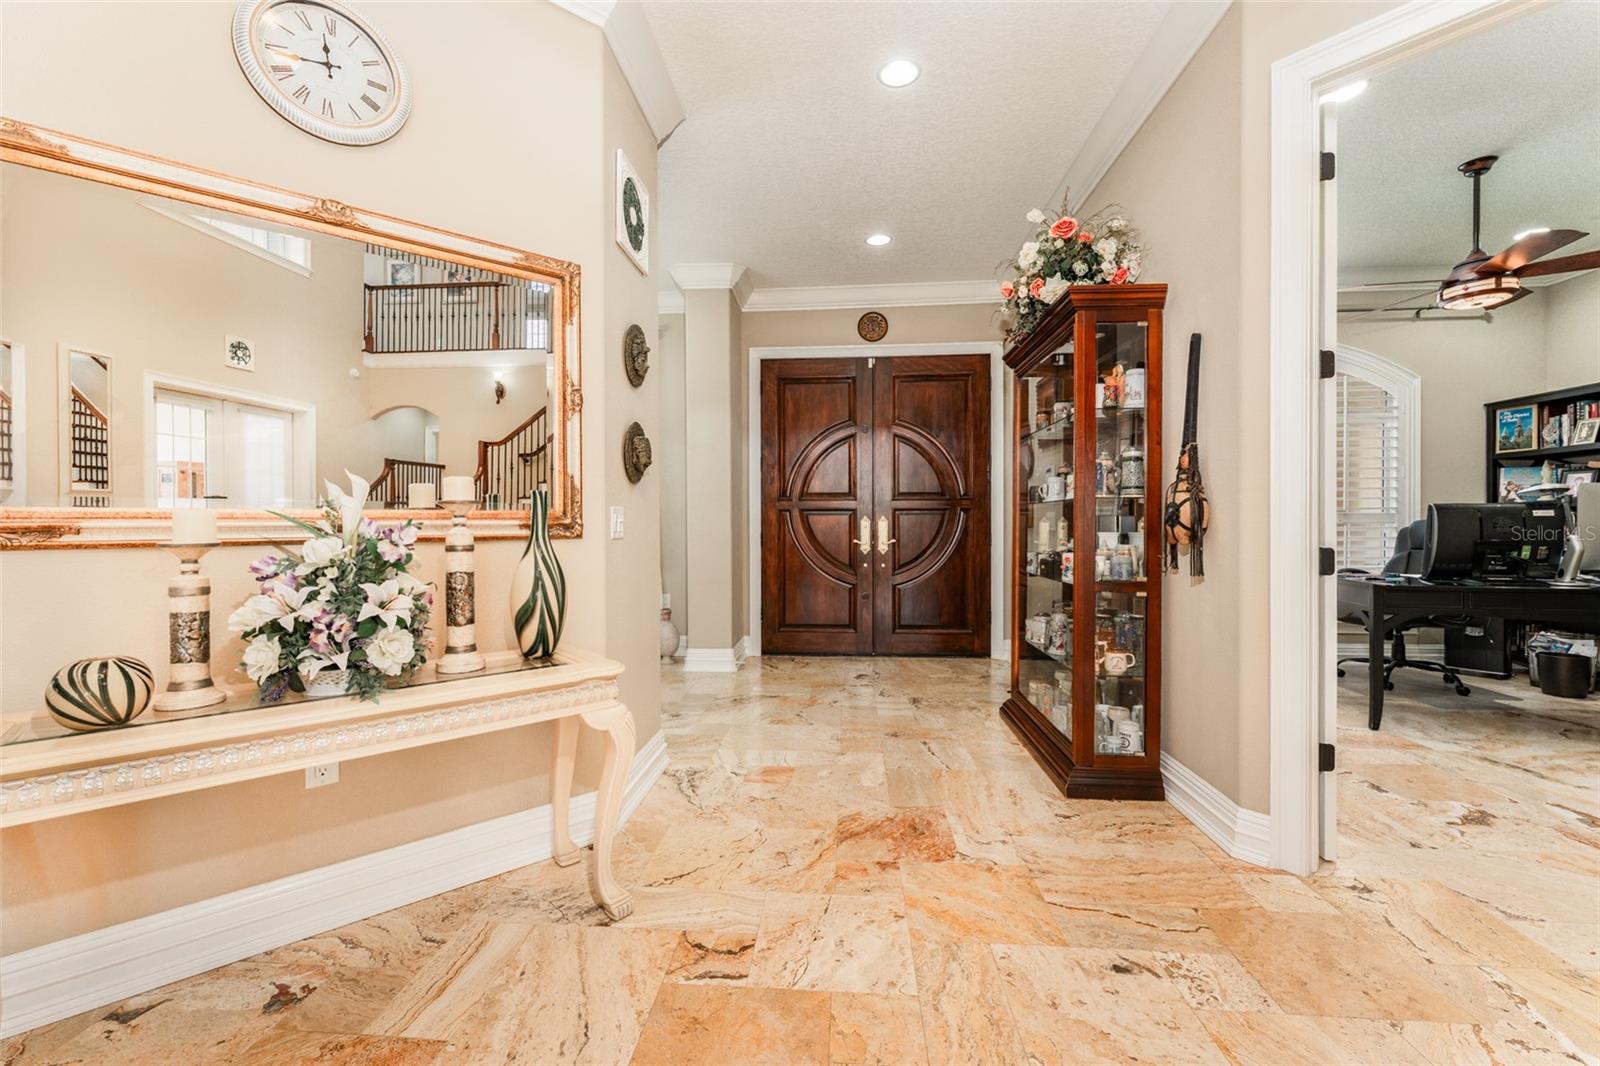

left=1002, top=284, right=1167, bottom=801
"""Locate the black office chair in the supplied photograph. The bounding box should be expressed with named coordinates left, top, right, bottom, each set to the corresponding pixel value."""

left=1337, top=520, right=1472, bottom=697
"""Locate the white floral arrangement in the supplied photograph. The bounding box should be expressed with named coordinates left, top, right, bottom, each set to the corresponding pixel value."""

left=229, top=472, right=433, bottom=702
left=999, top=199, right=1145, bottom=339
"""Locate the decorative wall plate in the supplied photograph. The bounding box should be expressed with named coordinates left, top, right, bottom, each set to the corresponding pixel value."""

left=616, top=150, right=649, bottom=275
left=622, top=422, right=653, bottom=483
left=623, top=323, right=650, bottom=388
left=857, top=311, right=888, bottom=343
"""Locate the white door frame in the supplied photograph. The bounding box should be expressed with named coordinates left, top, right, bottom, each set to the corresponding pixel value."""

left=746, top=342, right=1008, bottom=661
left=1269, top=0, right=1523, bottom=874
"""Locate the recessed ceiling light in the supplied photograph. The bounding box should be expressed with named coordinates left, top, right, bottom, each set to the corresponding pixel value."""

left=865, top=233, right=892, bottom=247
left=1513, top=226, right=1551, bottom=241
left=1318, top=79, right=1368, bottom=105
left=877, top=59, right=920, bottom=88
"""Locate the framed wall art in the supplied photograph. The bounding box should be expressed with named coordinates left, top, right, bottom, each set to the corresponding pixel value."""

left=615, top=149, right=649, bottom=275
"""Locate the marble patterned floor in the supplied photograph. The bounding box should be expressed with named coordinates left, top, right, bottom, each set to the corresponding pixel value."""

left=6, top=656, right=1597, bottom=1065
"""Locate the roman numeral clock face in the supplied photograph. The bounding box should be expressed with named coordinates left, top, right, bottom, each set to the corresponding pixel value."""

left=233, top=0, right=411, bottom=146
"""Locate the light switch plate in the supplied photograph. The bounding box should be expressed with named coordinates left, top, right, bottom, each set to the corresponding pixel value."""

left=306, top=763, right=339, bottom=789
left=610, top=506, right=625, bottom=539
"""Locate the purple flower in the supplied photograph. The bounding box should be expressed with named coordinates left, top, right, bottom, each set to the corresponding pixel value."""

left=249, top=556, right=281, bottom=580
left=328, top=614, right=354, bottom=642
left=377, top=539, right=407, bottom=563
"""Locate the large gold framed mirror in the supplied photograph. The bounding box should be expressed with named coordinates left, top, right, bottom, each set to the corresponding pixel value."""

left=0, top=117, right=582, bottom=547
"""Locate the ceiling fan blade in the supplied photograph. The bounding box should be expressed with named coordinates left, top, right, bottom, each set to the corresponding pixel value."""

left=1515, top=249, right=1600, bottom=278
left=1478, top=228, right=1587, bottom=274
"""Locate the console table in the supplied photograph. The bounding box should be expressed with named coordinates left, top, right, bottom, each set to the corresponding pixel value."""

left=0, top=648, right=637, bottom=920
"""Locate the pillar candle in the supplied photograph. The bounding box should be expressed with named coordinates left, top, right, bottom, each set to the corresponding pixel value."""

left=170, top=509, right=218, bottom=544
left=408, top=482, right=437, bottom=509
left=441, top=475, right=475, bottom=502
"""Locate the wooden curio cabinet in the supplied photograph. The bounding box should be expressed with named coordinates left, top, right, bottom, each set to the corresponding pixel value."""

left=1001, top=284, right=1167, bottom=800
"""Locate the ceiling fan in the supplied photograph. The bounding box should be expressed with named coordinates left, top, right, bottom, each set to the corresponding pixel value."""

left=1435, top=155, right=1594, bottom=310
left=1341, top=155, right=1599, bottom=318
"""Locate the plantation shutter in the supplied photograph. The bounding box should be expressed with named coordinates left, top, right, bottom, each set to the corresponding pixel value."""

left=1335, top=372, right=1405, bottom=572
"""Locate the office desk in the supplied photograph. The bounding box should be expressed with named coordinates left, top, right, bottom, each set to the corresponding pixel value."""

left=1337, top=575, right=1600, bottom=729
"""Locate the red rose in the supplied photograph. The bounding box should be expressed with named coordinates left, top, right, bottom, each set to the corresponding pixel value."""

left=1077, top=231, right=1093, bottom=243
left=1029, top=276, right=1046, bottom=297
left=1050, top=217, right=1079, bottom=240
left=1110, top=266, right=1130, bottom=284
left=1000, top=281, right=1015, bottom=300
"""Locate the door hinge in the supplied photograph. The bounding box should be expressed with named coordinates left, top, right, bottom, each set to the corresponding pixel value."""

left=1320, top=152, right=1335, bottom=181
left=1318, top=350, right=1336, bottom=379
left=1318, top=547, right=1335, bottom=576
left=1319, top=742, right=1336, bottom=772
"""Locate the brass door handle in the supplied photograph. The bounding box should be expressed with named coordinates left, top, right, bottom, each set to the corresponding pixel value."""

left=876, top=515, right=896, bottom=556
left=853, top=515, right=872, bottom=557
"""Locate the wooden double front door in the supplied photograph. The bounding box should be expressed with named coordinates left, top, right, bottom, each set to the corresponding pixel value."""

left=760, top=354, right=990, bottom=656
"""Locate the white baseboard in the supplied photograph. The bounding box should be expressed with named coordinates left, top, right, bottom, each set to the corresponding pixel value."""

left=1161, top=752, right=1271, bottom=868
left=0, top=731, right=670, bottom=1039
left=682, top=635, right=748, bottom=673
left=675, top=636, right=688, bottom=657
left=993, top=638, right=1012, bottom=663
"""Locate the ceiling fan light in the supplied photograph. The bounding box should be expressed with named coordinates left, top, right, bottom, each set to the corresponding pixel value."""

left=1437, top=274, right=1521, bottom=310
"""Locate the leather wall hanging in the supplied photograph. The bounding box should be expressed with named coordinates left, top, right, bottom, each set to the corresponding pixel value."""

left=622, top=422, right=653, bottom=483
left=623, top=323, right=650, bottom=387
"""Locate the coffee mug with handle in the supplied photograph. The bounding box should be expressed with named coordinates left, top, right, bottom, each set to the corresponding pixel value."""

left=1103, top=650, right=1137, bottom=676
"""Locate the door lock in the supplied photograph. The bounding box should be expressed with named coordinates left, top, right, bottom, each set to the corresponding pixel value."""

left=876, top=516, right=896, bottom=556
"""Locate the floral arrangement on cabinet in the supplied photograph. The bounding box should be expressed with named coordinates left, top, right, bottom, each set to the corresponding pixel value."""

left=229, top=472, right=433, bottom=702
left=999, top=200, right=1145, bottom=338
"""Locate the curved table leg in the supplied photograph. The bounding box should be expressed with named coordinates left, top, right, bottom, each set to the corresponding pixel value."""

left=550, top=716, right=581, bottom=867
left=579, top=702, right=635, bottom=920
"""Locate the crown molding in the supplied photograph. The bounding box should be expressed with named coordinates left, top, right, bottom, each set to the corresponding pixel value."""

left=743, top=279, right=1001, bottom=312
left=669, top=262, right=753, bottom=307
left=1049, top=0, right=1232, bottom=210
left=658, top=290, right=685, bottom=315
left=549, top=1, right=685, bottom=145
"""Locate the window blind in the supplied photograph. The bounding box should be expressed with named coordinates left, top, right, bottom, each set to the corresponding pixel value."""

left=1335, top=372, right=1405, bottom=572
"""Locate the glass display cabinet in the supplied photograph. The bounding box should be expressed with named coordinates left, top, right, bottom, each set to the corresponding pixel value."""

left=1001, top=284, right=1167, bottom=800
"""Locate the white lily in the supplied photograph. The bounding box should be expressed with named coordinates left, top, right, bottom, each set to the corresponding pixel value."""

left=297, top=647, right=352, bottom=677
left=358, top=579, right=414, bottom=627
left=323, top=469, right=372, bottom=544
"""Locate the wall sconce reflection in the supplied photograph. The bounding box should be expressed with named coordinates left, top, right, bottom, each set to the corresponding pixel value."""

left=493, top=370, right=506, bottom=405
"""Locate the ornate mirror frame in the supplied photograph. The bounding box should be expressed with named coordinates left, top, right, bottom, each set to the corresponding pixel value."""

left=0, top=117, right=583, bottom=548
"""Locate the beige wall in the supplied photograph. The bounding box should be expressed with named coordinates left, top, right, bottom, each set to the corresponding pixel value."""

left=1080, top=0, right=1401, bottom=813
left=0, top=0, right=656, bottom=954
left=363, top=364, right=547, bottom=486
left=657, top=313, right=688, bottom=641
left=1544, top=272, right=1600, bottom=389
left=1341, top=298, right=1547, bottom=506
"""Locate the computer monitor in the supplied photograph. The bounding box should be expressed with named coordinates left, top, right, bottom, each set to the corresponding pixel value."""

left=1576, top=481, right=1600, bottom=573
left=1420, top=502, right=1564, bottom=580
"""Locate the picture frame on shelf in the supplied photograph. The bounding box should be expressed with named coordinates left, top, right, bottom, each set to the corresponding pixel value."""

left=387, top=259, right=419, bottom=302
left=443, top=266, right=479, bottom=304
left=1572, top=418, right=1600, bottom=446
left=1497, top=464, right=1544, bottom=502
left=1495, top=404, right=1537, bottom=453
left=1563, top=469, right=1596, bottom=490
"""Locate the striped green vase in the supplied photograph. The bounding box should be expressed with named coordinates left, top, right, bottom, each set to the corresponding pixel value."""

left=46, top=656, right=154, bottom=731
left=510, top=488, right=566, bottom=659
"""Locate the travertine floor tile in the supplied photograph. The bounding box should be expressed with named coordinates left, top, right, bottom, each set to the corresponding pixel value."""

left=901, top=861, right=1069, bottom=946
left=750, top=893, right=917, bottom=995
left=628, top=985, right=829, bottom=1066
left=828, top=992, right=929, bottom=1066
left=233, top=1028, right=447, bottom=1066
left=909, top=935, right=1025, bottom=1066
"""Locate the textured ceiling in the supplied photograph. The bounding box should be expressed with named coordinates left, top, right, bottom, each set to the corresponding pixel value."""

left=1337, top=1, right=1600, bottom=281
left=644, top=0, right=1172, bottom=292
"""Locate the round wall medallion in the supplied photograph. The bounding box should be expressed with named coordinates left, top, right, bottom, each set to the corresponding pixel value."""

left=623, top=323, right=650, bottom=388
left=622, top=422, right=653, bottom=484
left=857, top=311, right=888, bottom=343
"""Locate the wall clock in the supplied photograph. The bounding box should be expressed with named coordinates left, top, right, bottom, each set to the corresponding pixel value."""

left=616, top=149, right=649, bottom=275
left=232, top=0, right=412, bottom=147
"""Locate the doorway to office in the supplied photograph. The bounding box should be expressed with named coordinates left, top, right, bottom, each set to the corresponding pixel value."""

left=1273, top=0, right=1600, bottom=889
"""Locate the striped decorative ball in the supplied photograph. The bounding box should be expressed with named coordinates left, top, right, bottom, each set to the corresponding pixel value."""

left=46, top=657, right=155, bottom=732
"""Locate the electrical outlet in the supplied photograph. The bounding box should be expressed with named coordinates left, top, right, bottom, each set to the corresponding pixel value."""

left=305, top=763, right=339, bottom=789
left=661, top=592, right=671, bottom=609
left=610, top=506, right=625, bottom=539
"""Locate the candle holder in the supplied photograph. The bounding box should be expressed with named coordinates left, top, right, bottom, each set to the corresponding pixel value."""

left=436, top=499, right=485, bottom=675
left=152, top=542, right=228, bottom=713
